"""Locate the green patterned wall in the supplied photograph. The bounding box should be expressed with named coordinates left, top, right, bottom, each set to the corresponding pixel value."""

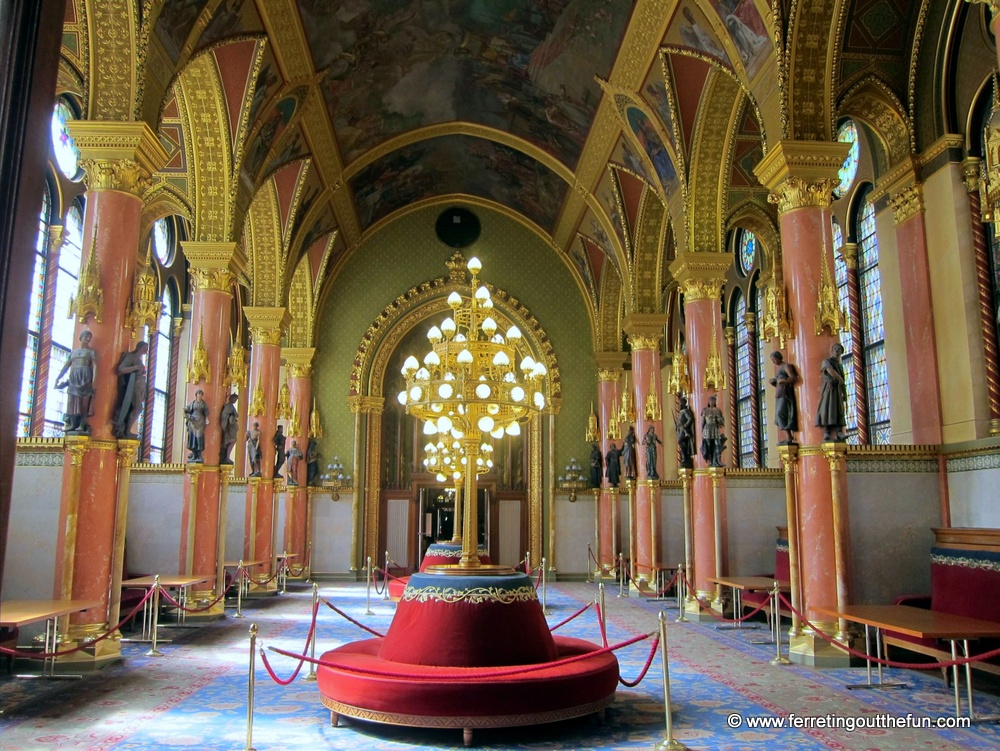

left=312, top=203, right=596, bottom=489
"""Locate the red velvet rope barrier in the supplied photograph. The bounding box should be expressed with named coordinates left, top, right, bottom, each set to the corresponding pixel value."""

left=588, top=546, right=601, bottom=570
left=157, top=571, right=241, bottom=613
left=288, top=546, right=312, bottom=577
left=596, top=603, right=608, bottom=648
left=678, top=570, right=769, bottom=623
left=322, top=599, right=386, bottom=638
left=533, top=568, right=543, bottom=589
left=548, top=600, right=594, bottom=632
left=263, top=630, right=654, bottom=683
left=631, top=569, right=680, bottom=599
left=618, top=635, right=661, bottom=687
left=371, top=566, right=387, bottom=596
left=259, top=598, right=320, bottom=686
left=776, top=593, right=1000, bottom=670
left=0, top=588, right=156, bottom=660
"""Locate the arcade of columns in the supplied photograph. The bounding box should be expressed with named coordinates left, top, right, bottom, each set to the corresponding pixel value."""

left=49, top=124, right=320, bottom=666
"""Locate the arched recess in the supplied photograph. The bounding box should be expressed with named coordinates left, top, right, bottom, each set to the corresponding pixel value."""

left=631, top=188, right=668, bottom=314
left=725, top=199, right=781, bottom=278
left=687, top=70, right=742, bottom=254
left=838, top=77, right=913, bottom=173
left=349, top=255, right=561, bottom=568
left=140, top=182, right=193, bottom=248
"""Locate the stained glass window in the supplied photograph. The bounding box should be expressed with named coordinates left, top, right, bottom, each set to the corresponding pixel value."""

left=152, top=217, right=173, bottom=266
left=834, top=120, right=859, bottom=199
left=734, top=292, right=755, bottom=467
left=857, top=193, right=890, bottom=443
left=51, top=100, right=81, bottom=181
left=17, top=189, right=52, bottom=437
left=148, top=287, right=174, bottom=463
left=43, top=204, right=83, bottom=436
left=832, top=217, right=858, bottom=441
left=737, top=230, right=756, bottom=277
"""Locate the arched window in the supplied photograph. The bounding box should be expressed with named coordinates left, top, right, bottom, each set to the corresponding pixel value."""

left=834, top=120, right=859, bottom=199
left=50, top=100, right=81, bottom=181
left=147, top=286, right=175, bottom=462
left=733, top=290, right=755, bottom=467
left=755, top=280, right=768, bottom=467
left=856, top=191, right=890, bottom=443
left=832, top=217, right=859, bottom=440
left=17, top=187, right=52, bottom=436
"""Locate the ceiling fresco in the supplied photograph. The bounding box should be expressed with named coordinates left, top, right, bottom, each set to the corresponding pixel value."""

left=296, top=0, right=633, bottom=169
left=349, top=134, right=567, bottom=233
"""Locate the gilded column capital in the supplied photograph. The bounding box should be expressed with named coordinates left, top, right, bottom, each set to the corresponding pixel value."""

left=963, top=157, right=982, bottom=195
left=594, top=351, right=627, bottom=374
left=184, top=241, right=247, bottom=293
left=64, top=435, right=90, bottom=465
left=724, top=326, right=735, bottom=346
left=116, top=438, right=139, bottom=467
left=839, top=242, right=859, bottom=271
left=597, top=368, right=622, bottom=382
left=245, top=306, right=291, bottom=346
left=822, top=443, right=849, bottom=468
left=777, top=443, right=799, bottom=470
left=351, top=395, right=384, bottom=415
left=744, top=311, right=756, bottom=333
left=753, top=140, right=849, bottom=214
left=668, top=252, right=731, bottom=302
left=47, top=225, right=65, bottom=255
left=283, top=347, right=316, bottom=379
left=889, top=183, right=924, bottom=225
left=67, top=121, right=169, bottom=195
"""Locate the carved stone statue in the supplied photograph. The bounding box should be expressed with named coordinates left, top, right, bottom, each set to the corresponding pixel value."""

left=112, top=341, right=149, bottom=440
left=700, top=394, right=726, bottom=468
left=642, top=426, right=662, bottom=480
left=769, top=351, right=799, bottom=445
left=622, top=426, right=638, bottom=479
left=54, top=329, right=96, bottom=434
left=816, top=342, right=848, bottom=442
left=675, top=396, right=695, bottom=469
left=605, top=442, right=622, bottom=487
left=273, top=425, right=286, bottom=478
left=589, top=443, right=602, bottom=487
left=184, top=390, right=210, bottom=463
left=286, top=439, right=303, bottom=486
left=306, top=438, right=321, bottom=486
left=219, top=393, right=239, bottom=465
left=246, top=422, right=262, bottom=476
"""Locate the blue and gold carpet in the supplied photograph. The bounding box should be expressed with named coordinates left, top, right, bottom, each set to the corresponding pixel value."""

left=2, top=581, right=1000, bottom=750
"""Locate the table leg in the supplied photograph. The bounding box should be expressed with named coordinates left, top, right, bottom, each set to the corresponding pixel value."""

left=951, top=640, right=961, bottom=718
left=846, top=626, right=905, bottom=690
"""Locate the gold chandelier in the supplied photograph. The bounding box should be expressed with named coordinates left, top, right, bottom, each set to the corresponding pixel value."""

left=398, top=256, right=547, bottom=569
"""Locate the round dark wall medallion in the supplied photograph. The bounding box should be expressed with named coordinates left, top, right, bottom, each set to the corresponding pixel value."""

left=435, top=207, right=481, bottom=248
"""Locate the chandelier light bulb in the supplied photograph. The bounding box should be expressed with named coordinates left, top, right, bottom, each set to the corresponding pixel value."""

left=467, top=257, right=482, bottom=274
left=481, top=298, right=494, bottom=311
left=427, top=325, right=443, bottom=343
left=492, top=351, right=510, bottom=367
left=441, top=317, right=457, bottom=336
left=437, top=473, right=447, bottom=482
left=438, top=383, right=453, bottom=399
left=448, top=291, right=463, bottom=309
left=431, top=402, right=443, bottom=412
left=477, top=457, right=484, bottom=467
left=424, top=442, right=436, bottom=453
left=487, top=403, right=500, bottom=414
left=475, top=285, right=490, bottom=302
left=415, top=367, right=430, bottom=381
left=482, top=316, right=497, bottom=335
left=475, top=383, right=491, bottom=399
left=397, top=390, right=408, bottom=405
left=506, top=421, right=521, bottom=436
left=409, top=385, right=423, bottom=401
left=486, top=459, right=494, bottom=468
left=402, top=355, right=419, bottom=375
left=424, top=351, right=440, bottom=367
left=534, top=391, right=546, bottom=409
left=461, top=456, right=468, bottom=466
left=437, top=415, right=453, bottom=433
left=458, top=349, right=473, bottom=365
left=453, top=470, right=461, bottom=480
left=480, top=442, right=490, bottom=452
left=454, top=333, right=467, bottom=342
left=492, top=334, right=505, bottom=343
left=451, top=427, right=464, bottom=439
left=533, top=362, right=548, bottom=378
left=503, top=372, right=516, bottom=383
left=444, top=456, right=452, bottom=465
left=511, top=386, right=525, bottom=401
left=520, top=355, right=536, bottom=372
left=478, top=416, right=495, bottom=432
left=423, top=421, right=438, bottom=435
left=506, top=325, right=521, bottom=340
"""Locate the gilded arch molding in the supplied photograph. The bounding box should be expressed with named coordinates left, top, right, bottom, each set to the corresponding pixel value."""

left=598, top=266, right=624, bottom=353
left=838, top=77, right=914, bottom=168
left=632, top=189, right=667, bottom=314
left=725, top=199, right=781, bottom=277
left=785, top=0, right=839, bottom=141
left=350, top=269, right=562, bottom=404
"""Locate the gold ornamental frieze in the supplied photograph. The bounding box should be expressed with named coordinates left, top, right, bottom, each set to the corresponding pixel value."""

left=767, top=176, right=838, bottom=214
left=597, top=368, right=622, bottom=382
left=246, top=306, right=291, bottom=347
left=669, top=253, right=731, bottom=302
left=889, top=184, right=924, bottom=225
left=184, top=242, right=247, bottom=292
left=67, top=122, right=168, bottom=195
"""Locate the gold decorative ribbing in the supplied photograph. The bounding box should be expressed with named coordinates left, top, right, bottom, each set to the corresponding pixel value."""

left=187, top=322, right=211, bottom=384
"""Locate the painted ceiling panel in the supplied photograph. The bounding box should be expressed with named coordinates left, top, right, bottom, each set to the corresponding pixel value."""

left=155, top=0, right=212, bottom=65
left=666, top=54, right=710, bottom=163
left=273, top=161, right=308, bottom=242
left=582, top=234, right=605, bottom=290
left=569, top=236, right=598, bottom=309
left=596, top=167, right=627, bottom=257
left=244, top=46, right=283, bottom=147
left=664, top=1, right=731, bottom=66
left=704, top=0, right=769, bottom=78
left=296, top=0, right=633, bottom=169
left=641, top=60, right=677, bottom=152
left=349, top=135, right=568, bottom=234
left=211, top=40, right=260, bottom=154
left=617, top=169, right=645, bottom=235
left=197, top=0, right=265, bottom=51
left=578, top=207, right=620, bottom=280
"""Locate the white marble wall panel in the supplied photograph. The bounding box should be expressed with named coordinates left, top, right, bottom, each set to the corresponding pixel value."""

left=127, top=471, right=184, bottom=577
left=311, top=493, right=355, bottom=573
left=658, top=489, right=685, bottom=571
left=4, top=464, right=62, bottom=603
left=553, top=492, right=593, bottom=575
left=946, top=455, right=1000, bottom=527
left=847, top=470, right=939, bottom=605
left=224, top=483, right=247, bottom=563
left=724, top=481, right=786, bottom=576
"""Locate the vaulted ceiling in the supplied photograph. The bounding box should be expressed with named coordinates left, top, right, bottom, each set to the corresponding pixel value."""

left=57, top=0, right=946, bottom=336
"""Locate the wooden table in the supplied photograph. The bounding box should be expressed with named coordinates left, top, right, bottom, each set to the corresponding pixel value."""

left=121, top=575, right=212, bottom=650
left=814, top=604, right=1000, bottom=720
left=223, top=560, right=268, bottom=605
left=708, top=576, right=790, bottom=637
left=0, top=599, right=101, bottom=677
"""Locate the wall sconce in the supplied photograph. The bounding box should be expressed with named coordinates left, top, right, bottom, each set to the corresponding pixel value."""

left=321, top=456, right=350, bottom=501
left=557, top=457, right=589, bottom=502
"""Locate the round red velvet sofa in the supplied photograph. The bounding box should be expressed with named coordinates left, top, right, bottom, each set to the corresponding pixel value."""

left=317, top=571, right=618, bottom=745
left=386, top=542, right=490, bottom=601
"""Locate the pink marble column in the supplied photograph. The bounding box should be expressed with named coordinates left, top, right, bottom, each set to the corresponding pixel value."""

left=594, top=356, right=624, bottom=573
left=177, top=243, right=245, bottom=608
left=756, top=141, right=854, bottom=663
left=888, top=182, right=942, bottom=444
left=55, top=122, right=167, bottom=655
left=243, top=308, right=290, bottom=582
left=283, top=347, right=315, bottom=576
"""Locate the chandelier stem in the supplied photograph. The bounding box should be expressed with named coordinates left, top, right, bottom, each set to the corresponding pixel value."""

left=460, top=438, right=481, bottom=568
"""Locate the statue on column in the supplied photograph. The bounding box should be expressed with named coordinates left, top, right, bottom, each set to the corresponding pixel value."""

left=54, top=329, right=97, bottom=434
left=273, top=425, right=286, bottom=478
left=816, top=342, right=848, bottom=442
left=700, top=394, right=726, bottom=467
left=112, top=341, right=149, bottom=439
left=306, top=437, right=321, bottom=486
left=219, top=393, right=239, bottom=464
left=674, top=395, right=695, bottom=469
left=604, top=442, right=621, bottom=487
left=286, top=439, right=303, bottom=486
left=769, top=351, right=799, bottom=445
left=622, top=426, right=638, bottom=479
left=589, top=443, right=602, bottom=487
left=246, top=421, right=262, bottom=476
left=642, top=426, right=662, bottom=480
left=184, top=390, right=210, bottom=463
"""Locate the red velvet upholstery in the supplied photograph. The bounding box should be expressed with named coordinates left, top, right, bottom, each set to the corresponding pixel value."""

left=387, top=544, right=491, bottom=602
left=741, top=537, right=789, bottom=611
left=317, top=636, right=618, bottom=721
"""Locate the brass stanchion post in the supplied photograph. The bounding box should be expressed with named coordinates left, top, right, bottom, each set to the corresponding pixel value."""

left=242, top=623, right=258, bottom=751
left=770, top=583, right=790, bottom=666
left=304, top=584, right=318, bottom=682
left=675, top=563, right=688, bottom=623
left=234, top=560, right=246, bottom=619
left=146, top=575, right=163, bottom=657
left=586, top=543, right=593, bottom=583
left=541, top=556, right=550, bottom=615
left=364, top=556, right=374, bottom=616
left=654, top=611, right=686, bottom=750
left=383, top=549, right=390, bottom=600
left=618, top=552, right=627, bottom=598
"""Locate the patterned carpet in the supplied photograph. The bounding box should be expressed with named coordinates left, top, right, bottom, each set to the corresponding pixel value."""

left=2, top=581, right=1000, bottom=750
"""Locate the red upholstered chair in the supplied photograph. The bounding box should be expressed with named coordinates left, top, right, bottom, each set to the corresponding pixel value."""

left=740, top=529, right=790, bottom=624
